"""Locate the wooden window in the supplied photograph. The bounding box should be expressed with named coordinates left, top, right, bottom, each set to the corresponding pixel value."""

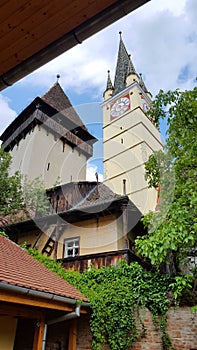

left=64, top=237, right=80, bottom=258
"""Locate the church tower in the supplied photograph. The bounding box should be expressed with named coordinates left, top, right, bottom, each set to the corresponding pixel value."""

left=102, top=33, right=162, bottom=214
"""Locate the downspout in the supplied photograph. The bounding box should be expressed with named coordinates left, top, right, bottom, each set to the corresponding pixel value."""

left=42, top=324, right=48, bottom=350
left=47, top=303, right=81, bottom=325
left=122, top=179, right=129, bottom=263
left=42, top=304, right=81, bottom=350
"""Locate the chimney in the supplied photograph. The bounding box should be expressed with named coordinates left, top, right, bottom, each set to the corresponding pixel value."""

left=123, top=179, right=126, bottom=196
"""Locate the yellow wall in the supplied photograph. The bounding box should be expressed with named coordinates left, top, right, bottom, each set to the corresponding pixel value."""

left=16, top=214, right=124, bottom=258
left=0, top=316, right=17, bottom=350
left=57, top=215, right=121, bottom=258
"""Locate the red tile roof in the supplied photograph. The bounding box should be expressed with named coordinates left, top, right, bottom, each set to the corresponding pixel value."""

left=0, top=235, right=87, bottom=302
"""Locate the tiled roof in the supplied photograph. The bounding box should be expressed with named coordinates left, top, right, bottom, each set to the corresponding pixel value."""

left=113, top=33, right=136, bottom=96
left=42, top=82, right=88, bottom=132
left=74, top=182, right=123, bottom=211
left=0, top=235, right=87, bottom=301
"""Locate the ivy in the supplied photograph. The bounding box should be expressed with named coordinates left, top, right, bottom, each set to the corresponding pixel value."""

left=28, top=249, right=180, bottom=349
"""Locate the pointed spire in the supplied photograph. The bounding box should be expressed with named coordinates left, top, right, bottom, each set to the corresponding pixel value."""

left=139, top=73, right=148, bottom=93
left=41, top=81, right=88, bottom=131
left=106, top=70, right=114, bottom=91
left=113, top=32, right=136, bottom=96
left=127, top=54, right=136, bottom=76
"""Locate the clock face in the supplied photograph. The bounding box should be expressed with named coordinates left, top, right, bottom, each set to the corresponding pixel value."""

left=110, top=95, right=130, bottom=119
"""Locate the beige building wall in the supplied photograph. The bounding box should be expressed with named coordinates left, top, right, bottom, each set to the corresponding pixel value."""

left=9, top=125, right=87, bottom=189
left=0, top=316, right=17, bottom=350
left=103, top=83, right=162, bottom=214
left=16, top=214, right=124, bottom=258
left=57, top=215, right=122, bottom=258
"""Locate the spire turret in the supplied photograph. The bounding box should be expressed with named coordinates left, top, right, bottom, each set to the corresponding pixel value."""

left=127, top=54, right=136, bottom=76
left=103, top=70, right=114, bottom=100
left=113, top=32, right=137, bottom=95
left=106, top=70, right=113, bottom=90
left=139, top=73, right=148, bottom=93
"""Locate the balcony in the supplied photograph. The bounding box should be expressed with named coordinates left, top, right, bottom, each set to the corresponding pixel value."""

left=58, top=249, right=151, bottom=273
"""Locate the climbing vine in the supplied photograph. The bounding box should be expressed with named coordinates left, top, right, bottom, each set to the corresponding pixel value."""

left=26, top=249, right=192, bottom=350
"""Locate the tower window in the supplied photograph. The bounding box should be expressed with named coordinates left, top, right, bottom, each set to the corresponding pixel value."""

left=121, top=138, right=124, bottom=144
left=47, top=162, right=50, bottom=171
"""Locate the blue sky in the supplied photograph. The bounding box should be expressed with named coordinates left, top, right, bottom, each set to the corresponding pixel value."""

left=0, top=0, right=196, bottom=180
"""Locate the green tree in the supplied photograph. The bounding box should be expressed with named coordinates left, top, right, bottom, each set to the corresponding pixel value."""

left=0, top=145, right=23, bottom=220
left=136, top=86, right=197, bottom=278
left=0, top=146, right=49, bottom=223
left=22, top=176, right=49, bottom=218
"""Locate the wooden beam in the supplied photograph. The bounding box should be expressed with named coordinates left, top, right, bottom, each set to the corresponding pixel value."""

left=34, top=315, right=45, bottom=350
left=0, top=302, right=43, bottom=319
left=68, top=319, right=77, bottom=350
left=0, top=290, right=74, bottom=312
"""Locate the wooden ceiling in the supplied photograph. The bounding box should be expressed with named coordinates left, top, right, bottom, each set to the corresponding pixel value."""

left=0, top=0, right=149, bottom=91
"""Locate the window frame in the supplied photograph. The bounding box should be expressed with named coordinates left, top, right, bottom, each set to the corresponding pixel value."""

left=63, top=237, right=80, bottom=258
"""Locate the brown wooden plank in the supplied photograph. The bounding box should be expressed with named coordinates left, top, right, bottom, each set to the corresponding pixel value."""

left=36, top=315, right=45, bottom=350
left=0, top=302, right=43, bottom=319
left=0, top=290, right=74, bottom=312
left=0, top=0, right=79, bottom=42
left=0, top=0, right=116, bottom=74
left=0, top=0, right=30, bottom=23
left=68, top=319, right=77, bottom=350
left=33, top=322, right=40, bottom=350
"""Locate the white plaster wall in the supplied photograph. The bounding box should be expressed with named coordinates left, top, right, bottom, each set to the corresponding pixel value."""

left=9, top=125, right=87, bottom=188
left=103, top=85, right=162, bottom=214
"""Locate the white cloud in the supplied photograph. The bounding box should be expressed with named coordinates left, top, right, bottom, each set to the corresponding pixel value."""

left=16, top=0, right=196, bottom=101
left=0, top=94, right=17, bottom=137
left=86, top=164, right=103, bottom=182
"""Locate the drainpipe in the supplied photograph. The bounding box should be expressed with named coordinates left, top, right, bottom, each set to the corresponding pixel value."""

left=47, top=303, right=81, bottom=325
left=42, top=324, right=48, bottom=350
left=41, top=304, right=81, bottom=350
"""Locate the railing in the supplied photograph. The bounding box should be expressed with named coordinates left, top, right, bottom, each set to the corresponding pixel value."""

left=58, top=249, right=151, bottom=273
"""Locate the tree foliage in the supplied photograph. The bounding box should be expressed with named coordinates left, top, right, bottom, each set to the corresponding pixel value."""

left=0, top=146, right=49, bottom=223
left=0, top=146, right=23, bottom=219
left=136, top=86, right=197, bottom=278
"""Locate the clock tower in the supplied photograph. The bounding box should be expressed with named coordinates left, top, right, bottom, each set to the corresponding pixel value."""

left=102, top=33, right=162, bottom=214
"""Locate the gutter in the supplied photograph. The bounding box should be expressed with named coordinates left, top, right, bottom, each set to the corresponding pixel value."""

left=0, top=282, right=89, bottom=350
left=0, top=282, right=89, bottom=307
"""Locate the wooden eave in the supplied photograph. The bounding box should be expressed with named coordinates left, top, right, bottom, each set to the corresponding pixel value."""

left=0, top=0, right=149, bottom=91
left=0, top=289, right=88, bottom=313
left=4, top=196, right=129, bottom=235
left=1, top=98, right=96, bottom=157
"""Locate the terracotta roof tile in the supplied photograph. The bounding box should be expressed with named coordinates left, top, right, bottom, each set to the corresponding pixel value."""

left=0, top=235, right=87, bottom=302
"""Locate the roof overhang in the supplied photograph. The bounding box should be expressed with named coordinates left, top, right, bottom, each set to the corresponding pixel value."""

left=0, top=282, right=89, bottom=313
left=0, top=0, right=149, bottom=91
